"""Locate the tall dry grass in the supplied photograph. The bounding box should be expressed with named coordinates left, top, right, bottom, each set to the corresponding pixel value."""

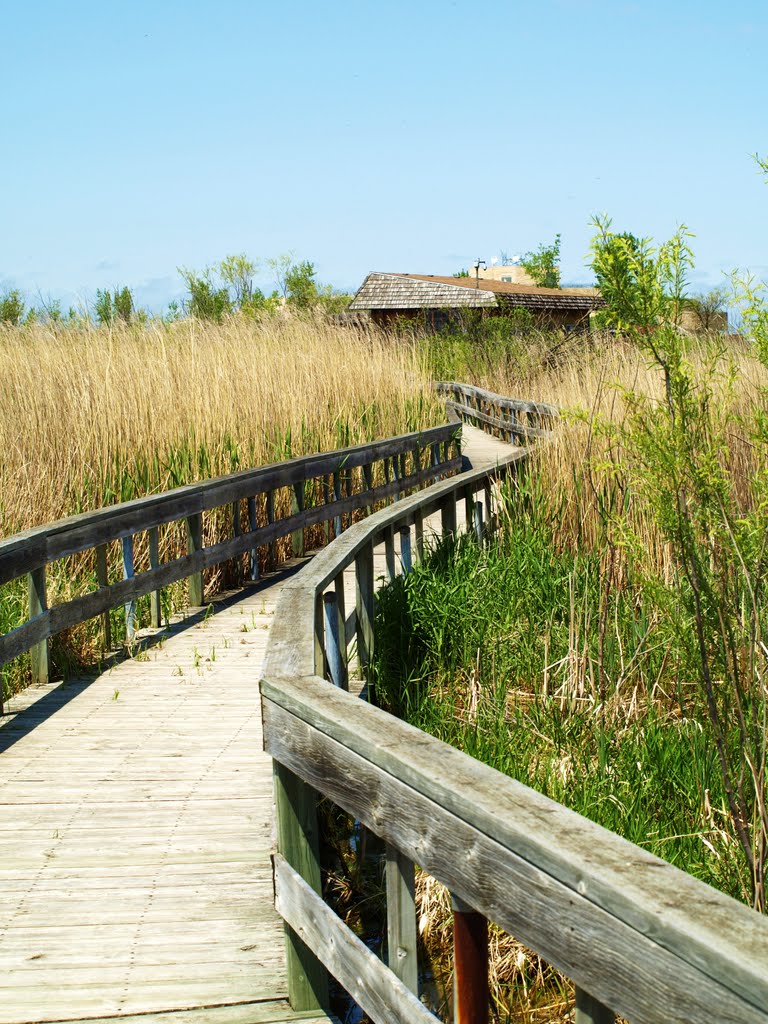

left=0, top=313, right=440, bottom=537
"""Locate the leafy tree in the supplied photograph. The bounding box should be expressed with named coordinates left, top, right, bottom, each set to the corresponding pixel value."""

left=520, top=234, right=561, bottom=289
left=285, top=260, right=319, bottom=308
left=0, top=289, right=25, bottom=325
left=95, top=287, right=135, bottom=325
left=178, top=267, right=232, bottom=322
left=217, top=253, right=258, bottom=310
left=266, top=253, right=295, bottom=298
left=453, top=269, right=470, bottom=278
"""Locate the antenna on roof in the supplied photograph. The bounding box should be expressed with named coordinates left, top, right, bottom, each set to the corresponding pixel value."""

left=490, top=257, right=498, bottom=266
left=473, top=259, right=487, bottom=289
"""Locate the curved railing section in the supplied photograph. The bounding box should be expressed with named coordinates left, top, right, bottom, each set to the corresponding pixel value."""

left=261, top=391, right=768, bottom=1024
left=436, top=381, right=558, bottom=441
left=0, top=422, right=463, bottom=708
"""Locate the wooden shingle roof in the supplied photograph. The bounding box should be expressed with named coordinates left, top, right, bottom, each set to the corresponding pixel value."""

left=349, top=273, right=604, bottom=313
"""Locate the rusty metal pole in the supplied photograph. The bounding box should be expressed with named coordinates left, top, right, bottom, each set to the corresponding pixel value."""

left=452, top=893, right=488, bottom=1024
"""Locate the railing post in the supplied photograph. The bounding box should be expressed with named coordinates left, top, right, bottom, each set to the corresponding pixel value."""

left=267, top=489, right=277, bottom=568
left=441, top=491, right=457, bottom=538
left=333, top=473, right=342, bottom=538
left=248, top=496, right=259, bottom=581
left=291, top=483, right=305, bottom=558
left=27, top=565, right=50, bottom=685
left=122, top=535, right=136, bottom=639
left=414, top=510, right=424, bottom=563
left=386, top=845, right=418, bottom=994
left=463, top=484, right=474, bottom=531
left=362, top=463, right=373, bottom=515
left=322, top=591, right=344, bottom=690
left=334, top=573, right=348, bottom=689
left=385, top=525, right=396, bottom=582
left=483, top=479, right=494, bottom=535
left=452, top=893, right=488, bottom=1024
left=392, top=455, right=401, bottom=501
left=575, top=988, right=615, bottom=1024
left=322, top=476, right=331, bottom=544
left=232, top=499, right=242, bottom=583
left=273, top=761, right=329, bottom=1012
left=186, top=513, right=204, bottom=607
left=473, top=501, right=484, bottom=545
left=96, top=543, right=111, bottom=651
left=400, top=526, right=412, bottom=575
left=355, top=540, right=374, bottom=685
left=148, top=526, right=161, bottom=628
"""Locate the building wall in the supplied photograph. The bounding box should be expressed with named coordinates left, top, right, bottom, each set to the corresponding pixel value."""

left=475, top=264, right=537, bottom=286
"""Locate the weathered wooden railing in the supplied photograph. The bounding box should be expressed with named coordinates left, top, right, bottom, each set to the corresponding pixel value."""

left=261, top=391, right=768, bottom=1023
left=436, top=381, right=558, bottom=443
left=0, top=423, right=462, bottom=709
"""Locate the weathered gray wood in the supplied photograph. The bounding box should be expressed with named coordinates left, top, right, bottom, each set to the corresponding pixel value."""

left=272, top=765, right=328, bottom=1012
left=473, top=500, right=484, bottom=544
left=332, top=473, right=342, bottom=538
left=355, top=542, right=374, bottom=683
left=186, top=513, right=203, bottom=607
left=575, top=987, right=615, bottom=1024
left=385, top=844, right=418, bottom=995
left=435, top=381, right=557, bottom=420
left=399, top=526, right=412, bottom=575
left=414, top=510, right=424, bottom=562
left=444, top=400, right=551, bottom=440
left=333, top=574, right=348, bottom=689
left=148, top=526, right=162, bottom=628
left=122, top=534, right=136, bottom=640
left=291, top=485, right=305, bottom=558
left=260, top=680, right=768, bottom=1024
left=274, top=855, right=434, bottom=1024
left=0, top=424, right=457, bottom=585
left=267, top=489, right=277, bottom=568
left=441, top=493, right=457, bottom=537
left=384, top=526, right=395, bottom=582
left=322, top=593, right=343, bottom=691
left=95, top=543, right=111, bottom=650
left=248, top=496, right=259, bottom=581
left=27, top=565, right=49, bottom=685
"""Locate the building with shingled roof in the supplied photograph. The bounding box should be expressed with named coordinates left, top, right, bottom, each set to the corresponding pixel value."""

left=348, top=272, right=604, bottom=332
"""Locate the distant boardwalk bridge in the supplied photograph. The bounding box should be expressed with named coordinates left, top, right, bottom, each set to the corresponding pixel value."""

left=0, top=384, right=766, bottom=1024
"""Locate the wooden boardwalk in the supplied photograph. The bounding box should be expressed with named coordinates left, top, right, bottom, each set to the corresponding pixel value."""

left=0, top=425, right=513, bottom=1024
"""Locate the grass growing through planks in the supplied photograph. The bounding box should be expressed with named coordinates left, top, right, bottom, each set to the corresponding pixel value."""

left=0, top=312, right=442, bottom=696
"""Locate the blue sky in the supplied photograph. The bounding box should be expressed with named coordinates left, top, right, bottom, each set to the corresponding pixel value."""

left=3, top=0, right=768, bottom=311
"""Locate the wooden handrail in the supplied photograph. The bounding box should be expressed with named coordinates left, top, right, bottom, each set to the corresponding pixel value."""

left=0, top=422, right=462, bottom=685
left=261, top=389, right=768, bottom=1024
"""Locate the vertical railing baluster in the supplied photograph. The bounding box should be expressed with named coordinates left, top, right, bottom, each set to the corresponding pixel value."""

left=334, top=572, right=348, bottom=690
left=473, top=500, right=484, bottom=545
left=96, top=543, right=111, bottom=652
left=248, top=496, right=259, bottom=581
left=385, top=845, right=418, bottom=994
left=186, top=512, right=204, bottom=606
left=441, top=491, right=457, bottom=538
left=355, top=540, right=374, bottom=687
left=267, top=489, right=277, bottom=568
left=384, top=526, right=396, bottom=582
left=362, top=463, right=373, bottom=516
left=574, top=988, right=615, bottom=1024
left=122, top=535, right=136, bottom=639
left=322, top=476, right=331, bottom=544
left=148, top=526, right=161, bottom=628
left=400, top=526, right=412, bottom=576
left=231, top=499, right=242, bottom=584
left=452, top=893, right=489, bottom=1024
left=291, top=483, right=305, bottom=557
left=414, top=510, right=424, bottom=563
left=333, top=472, right=342, bottom=538
left=27, top=565, right=50, bottom=684
left=322, top=591, right=343, bottom=689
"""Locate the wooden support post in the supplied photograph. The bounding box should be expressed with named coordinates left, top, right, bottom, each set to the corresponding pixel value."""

left=464, top=484, right=474, bottom=530
left=400, top=526, right=412, bottom=576
left=122, top=535, right=136, bottom=640
left=362, top=463, right=373, bottom=515
left=430, top=443, right=440, bottom=470
left=392, top=455, right=401, bottom=501
left=148, top=526, right=162, bottom=628
left=267, top=489, right=277, bottom=568
left=484, top=480, right=493, bottom=535
left=291, top=483, right=305, bottom=558
left=575, top=988, right=615, bottom=1024
left=452, top=893, right=488, bottom=1024
left=186, top=513, right=204, bottom=607
left=414, top=510, right=424, bottom=563
left=231, top=499, right=242, bottom=584
left=333, top=473, right=342, bottom=538
left=323, top=591, right=344, bottom=689
left=355, top=540, right=374, bottom=685
left=334, top=573, right=348, bottom=690
left=385, top=526, right=396, bottom=582
left=441, top=492, right=457, bottom=539
left=27, top=565, right=50, bottom=685
left=273, top=761, right=329, bottom=1012
left=248, top=496, right=259, bottom=581
left=322, top=477, right=331, bottom=544
left=313, top=593, right=325, bottom=677
left=399, top=452, right=408, bottom=494
left=473, top=501, right=484, bottom=546
left=96, top=543, right=111, bottom=652
left=385, top=845, right=418, bottom=995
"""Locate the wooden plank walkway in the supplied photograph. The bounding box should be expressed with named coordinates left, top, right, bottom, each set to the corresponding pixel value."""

left=0, top=425, right=514, bottom=1024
